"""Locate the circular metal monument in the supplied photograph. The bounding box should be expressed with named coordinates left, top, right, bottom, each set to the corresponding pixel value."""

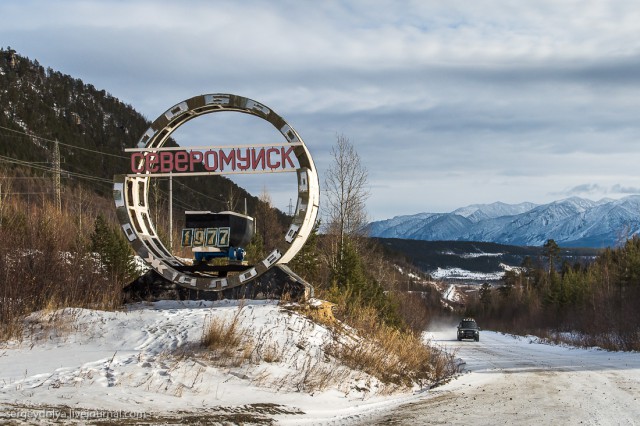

left=113, top=94, right=319, bottom=291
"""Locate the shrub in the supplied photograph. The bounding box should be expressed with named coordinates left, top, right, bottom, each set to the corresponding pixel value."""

left=201, top=307, right=252, bottom=366
left=0, top=198, right=123, bottom=341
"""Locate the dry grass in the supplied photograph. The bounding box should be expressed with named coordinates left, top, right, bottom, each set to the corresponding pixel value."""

left=322, top=304, right=457, bottom=389
left=198, top=305, right=348, bottom=394
left=325, top=325, right=455, bottom=388
left=284, top=356, right=351, bottom=394
left=257, top=341, right=282, bottom=363
left=21, top=307, right=86, bottom=344
left=201, top=305, right=253, bottom=367
left=282, top=300, right=458, bottom=392
left=0, top=195, right=125, bottom=342
left=283, top=300, right=337, bottom=328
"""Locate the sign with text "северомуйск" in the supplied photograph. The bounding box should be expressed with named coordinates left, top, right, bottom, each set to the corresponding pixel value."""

left=114, top=93, right=320, bottom=293
left=126, top=143, right=301, bottom=176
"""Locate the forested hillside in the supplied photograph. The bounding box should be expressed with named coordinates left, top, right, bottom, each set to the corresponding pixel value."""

left=0, top=47, right=286, bottom=225
left=0, top=48, right=144, bottom=188
left=374, top=238, right=600, bottom=275
left=465, top=237, right=640, bottom=351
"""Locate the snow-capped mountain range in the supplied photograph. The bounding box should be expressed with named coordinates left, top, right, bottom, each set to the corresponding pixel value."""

left=367, top=195, right=640, bottom=247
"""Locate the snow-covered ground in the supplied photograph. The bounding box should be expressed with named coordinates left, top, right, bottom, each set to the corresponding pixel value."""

left=442, top=284, right=462, bottom=304
left=0, top=300, right=427, bottom=424
left=430, top=262, right=524, bottom=282
left=2, top=301, right=639, bottom=425
left=439, top=251, right=504, bottom=259
left=430, top=267, right=505, bottom=281
left=355, top=326, right=640, bottom=425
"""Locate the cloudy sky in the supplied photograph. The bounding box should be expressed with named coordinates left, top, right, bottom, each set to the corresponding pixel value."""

left=2, top=0, right=640, bottom=221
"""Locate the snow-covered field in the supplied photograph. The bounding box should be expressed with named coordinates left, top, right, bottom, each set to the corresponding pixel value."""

left=0, top=300, right=426, bottom=424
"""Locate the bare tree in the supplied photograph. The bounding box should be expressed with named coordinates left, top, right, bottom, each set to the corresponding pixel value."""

left=323, top=134, right=370, bottom=267
left=0, top=176, right=12, bottom=227
left=254, top=187, right=284, bottom=255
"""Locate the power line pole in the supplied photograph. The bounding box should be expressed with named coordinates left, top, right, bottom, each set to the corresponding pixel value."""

left=169, top=175, right=173, bottom=251
left=53, top=139, right=61, bottom=212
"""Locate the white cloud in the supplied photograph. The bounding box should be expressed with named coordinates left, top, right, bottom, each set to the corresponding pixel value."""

left=2, top=0, right=640, bottom=219
left=560, top=183, right=640, bottom=198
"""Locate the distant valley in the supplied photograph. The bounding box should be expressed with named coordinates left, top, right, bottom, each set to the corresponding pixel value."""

left=377, top=239, right=600, bottom=282
left=368, top=196, right=640, bottom=248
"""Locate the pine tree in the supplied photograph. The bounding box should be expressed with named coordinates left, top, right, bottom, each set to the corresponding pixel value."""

left=90, top=214, right=136, bottom=282
left=288, top=219, right=320, bottom=282
left=543, top=239, right=560, bottom=273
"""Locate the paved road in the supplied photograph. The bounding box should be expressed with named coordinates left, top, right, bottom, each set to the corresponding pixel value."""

left=355, top=327, right=640, bottom=425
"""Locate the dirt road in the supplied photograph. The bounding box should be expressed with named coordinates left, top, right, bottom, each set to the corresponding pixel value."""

left=356, top=328, right=640, bottom=425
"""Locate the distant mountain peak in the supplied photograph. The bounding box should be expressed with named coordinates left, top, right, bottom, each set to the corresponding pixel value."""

left=452, top=201, right=538, bottom=220
left=368, top=195, right=640, bottom=248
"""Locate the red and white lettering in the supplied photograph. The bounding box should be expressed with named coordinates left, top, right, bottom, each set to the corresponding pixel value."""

left=147, top=153, right=159, bottom=173
left=236, top=148, right=250, bottom=170
left=219, top=149, right=236, bottom=171
left=160, top=152, right=173, bottom=173
left=204, top=150, right=218, bottom=171
left=190, top=151, right=203, bottom=171
left=175, top=151, right=189, bottom=172
left=131, top=152, right=144, bottom=173
left=129, top=146, right=296, bottom=174
left=281, top=146, right=295, bottom=168
left=251, top=148, right=265, bottom=170
left=266, top=147, right=280, bottom=169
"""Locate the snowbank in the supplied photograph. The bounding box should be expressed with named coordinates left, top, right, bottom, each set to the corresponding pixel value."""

left=0, top=300, right=426, bottom=424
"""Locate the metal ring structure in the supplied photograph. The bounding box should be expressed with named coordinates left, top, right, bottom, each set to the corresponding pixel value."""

left=113, top=94, right=319, bottom=291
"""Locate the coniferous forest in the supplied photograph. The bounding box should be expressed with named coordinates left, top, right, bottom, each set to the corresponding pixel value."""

left=465, top=237, right=640, bottom=351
